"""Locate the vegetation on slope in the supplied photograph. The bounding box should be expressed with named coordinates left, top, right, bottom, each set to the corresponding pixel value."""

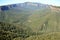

left=0, top=22, right=33, bottom=40
left=0, top=5, right=60, bottom=40
left=26, top=32, right=60, bottom=40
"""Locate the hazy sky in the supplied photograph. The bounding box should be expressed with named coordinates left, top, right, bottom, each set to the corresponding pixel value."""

left=0, top=0, right=60, bottom=6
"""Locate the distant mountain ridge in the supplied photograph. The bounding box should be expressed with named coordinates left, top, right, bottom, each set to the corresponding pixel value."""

left=0, top=2, right=49, bottom=11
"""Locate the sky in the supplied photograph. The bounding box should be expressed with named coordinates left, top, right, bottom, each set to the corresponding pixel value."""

left=0, top=0, right=60, bottom=6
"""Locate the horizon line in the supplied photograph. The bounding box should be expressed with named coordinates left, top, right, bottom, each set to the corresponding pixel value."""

left=0, top=2, right=60, bottom=6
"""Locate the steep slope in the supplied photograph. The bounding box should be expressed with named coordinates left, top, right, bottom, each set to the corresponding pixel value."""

left=13, top=6, right=60, bottom=40
left=25, top=7, right=60, bottom=33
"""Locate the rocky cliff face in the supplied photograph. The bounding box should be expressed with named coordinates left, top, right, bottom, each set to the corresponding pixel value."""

left=0, top=2, right=49, bottom=11
left=0, top=4, right=17, bottom=11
